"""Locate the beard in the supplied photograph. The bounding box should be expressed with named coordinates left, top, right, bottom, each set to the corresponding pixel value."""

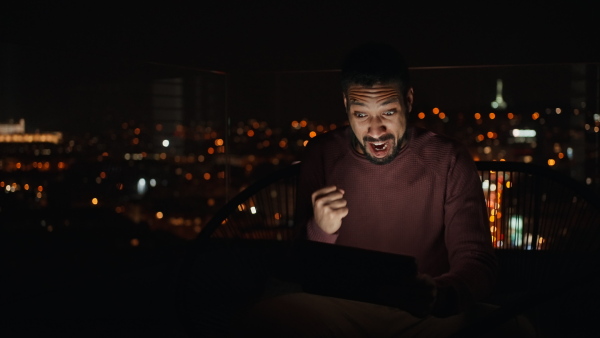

left=354, top=133, right=403, bottom=165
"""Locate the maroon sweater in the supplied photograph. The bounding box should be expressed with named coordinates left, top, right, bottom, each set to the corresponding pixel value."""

left=296, top=125, right=497, bottom=315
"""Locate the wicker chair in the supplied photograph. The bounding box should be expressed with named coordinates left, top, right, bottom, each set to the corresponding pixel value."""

left=179, top=161, right=600, bottom=337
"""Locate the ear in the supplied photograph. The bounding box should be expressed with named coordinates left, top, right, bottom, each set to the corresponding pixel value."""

left=405, top=87, right=414, bottom=113
left=343, top=93, right=347, bottom=109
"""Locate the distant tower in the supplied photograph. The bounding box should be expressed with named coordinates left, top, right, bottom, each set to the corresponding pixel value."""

left=569, top=64, right=587, bottom=183
left=151, top=73, right=227, bottom=156
left=491, top=79, right=507, bottom=110
left=152, top=78, right=185, bottom=156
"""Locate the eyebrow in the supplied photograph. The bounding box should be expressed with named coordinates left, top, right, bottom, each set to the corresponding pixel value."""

left=379, top=97, right=400, bottom=106
left=349, top=96, right=400, bottom=107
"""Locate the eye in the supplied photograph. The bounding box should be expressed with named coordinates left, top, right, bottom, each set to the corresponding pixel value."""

left=383, top=110, right=395, bottom=116
left=354, top=112, right=367, bottom=118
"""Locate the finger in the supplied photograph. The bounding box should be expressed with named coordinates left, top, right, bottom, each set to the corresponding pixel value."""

left=324, top=198, right=347, bottom=210
left=314, top=192, right=345, bottom=210
left=336, top=207, right=349, bottom=219
left=311, top=185, right=338, bottom=203
left=312, top=186, right=344, bottom=205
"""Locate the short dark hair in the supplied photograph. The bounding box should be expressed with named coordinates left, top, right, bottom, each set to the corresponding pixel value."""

left=340, top=42, right=411, bottom=96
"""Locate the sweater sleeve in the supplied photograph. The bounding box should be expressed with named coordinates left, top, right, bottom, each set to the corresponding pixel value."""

left=433, top=146, right=498, bottom=316
left=306, top=218, right=339, bottom=243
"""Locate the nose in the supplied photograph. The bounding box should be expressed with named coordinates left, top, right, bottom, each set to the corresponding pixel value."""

left=368, top=116, right=386, bottom=138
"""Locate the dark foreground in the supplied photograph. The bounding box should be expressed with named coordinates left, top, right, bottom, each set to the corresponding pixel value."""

left=0, top=211, right=191, bottom=337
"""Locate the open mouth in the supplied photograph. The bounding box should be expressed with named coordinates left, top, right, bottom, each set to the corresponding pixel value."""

left=368, top=141, right=390, bottom=157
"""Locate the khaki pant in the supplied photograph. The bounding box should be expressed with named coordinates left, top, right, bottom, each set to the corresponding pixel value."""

left=238, top=292, right=536, bottom=338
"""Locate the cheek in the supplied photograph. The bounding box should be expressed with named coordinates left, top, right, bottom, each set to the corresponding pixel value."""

left=392, top=116, right=407, bottom=131
left=350, top=121, right=367, bottom=136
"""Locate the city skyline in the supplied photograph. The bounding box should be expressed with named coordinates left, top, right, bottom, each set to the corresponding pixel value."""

left=1, top=44, right=594, bottom=132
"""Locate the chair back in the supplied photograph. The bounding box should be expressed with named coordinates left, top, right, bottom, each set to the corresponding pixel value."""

left=477, top=161, right=600, bottom=303
left=197, top=162, right=301, bottom=242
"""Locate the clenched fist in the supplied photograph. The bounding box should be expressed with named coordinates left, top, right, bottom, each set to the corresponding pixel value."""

left=311, top=186, right=349, bottom=234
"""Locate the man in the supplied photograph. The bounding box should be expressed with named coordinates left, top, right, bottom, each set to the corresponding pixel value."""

left=242, top=42, right=501, bottom=337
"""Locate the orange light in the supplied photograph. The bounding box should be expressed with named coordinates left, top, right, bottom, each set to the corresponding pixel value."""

left=432, top=107, right=439, bottom=114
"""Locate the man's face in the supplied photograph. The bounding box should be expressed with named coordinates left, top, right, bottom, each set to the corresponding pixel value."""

left=344, top=83, right=413, bottom=165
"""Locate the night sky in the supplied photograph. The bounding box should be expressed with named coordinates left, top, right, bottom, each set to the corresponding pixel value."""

left=3, top=1, right=599, bottom=71
left=1, top=1, right=599, bottom=131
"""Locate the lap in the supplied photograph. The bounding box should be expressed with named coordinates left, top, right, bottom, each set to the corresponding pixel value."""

left=237, top=292, right=511, bottom=338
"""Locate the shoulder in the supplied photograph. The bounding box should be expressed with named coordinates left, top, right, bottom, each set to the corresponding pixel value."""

left=407, top=126, right=475, bottom=170
left=410, top=126, right=466, bottom=153
left=304, top=125, right=352, bottom=153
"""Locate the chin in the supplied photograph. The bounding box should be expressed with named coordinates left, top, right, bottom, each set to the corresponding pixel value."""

left=365, top=152, right=397, bottom=165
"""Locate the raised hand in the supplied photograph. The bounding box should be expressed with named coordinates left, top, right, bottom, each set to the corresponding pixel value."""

left=311, top=186, right=348, bottom=235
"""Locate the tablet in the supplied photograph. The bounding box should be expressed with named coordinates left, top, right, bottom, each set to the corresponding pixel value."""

left=278, top=240, right=418, bottom=307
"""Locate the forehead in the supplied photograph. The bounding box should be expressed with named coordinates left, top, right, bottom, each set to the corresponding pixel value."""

left=346, top=84, right=402, bottom=103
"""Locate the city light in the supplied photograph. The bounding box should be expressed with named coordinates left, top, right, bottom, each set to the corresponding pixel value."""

left=137, top=178, right=147, bottom=195
left=512, top=129, right=536, bottom=137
